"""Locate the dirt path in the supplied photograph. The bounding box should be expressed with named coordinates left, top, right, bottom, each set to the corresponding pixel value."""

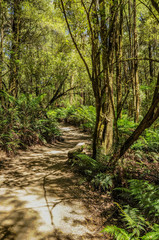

left=0, top=125, right=107, bottom=240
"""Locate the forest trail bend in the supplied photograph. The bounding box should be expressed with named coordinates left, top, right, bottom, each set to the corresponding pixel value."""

left=0, top=125, right=106, bottom=240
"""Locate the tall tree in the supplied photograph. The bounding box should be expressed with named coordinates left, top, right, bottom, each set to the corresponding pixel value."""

left=0, top=0, right=4, bottom=103
left=115, top=0, right=123, bottom=119
left=9, top=0, right=21, bottom=98
left=60, top=0, right=120, bottom=158
left=133, top=0, right=140, bottom=122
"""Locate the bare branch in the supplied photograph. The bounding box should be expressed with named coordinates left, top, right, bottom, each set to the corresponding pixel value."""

left=46, top=87, right=76, bottom=108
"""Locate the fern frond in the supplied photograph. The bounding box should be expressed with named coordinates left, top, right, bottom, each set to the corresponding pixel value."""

left=128, top=180, right=159, bottom=219
left=141, top=229, right=159, bottom=240
left=102, top=225, right=131, bottom=240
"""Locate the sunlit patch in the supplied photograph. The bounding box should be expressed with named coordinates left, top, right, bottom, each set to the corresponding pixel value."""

left=0, top=124, right=100, bottom=239
left=46, top=150, right=63, bottom=154
left=45, top=149, right=68, bottom=155
left=0, top=175, right=5, bottom=185
left=60, top=127, right=74, bottom=131
left=52, top=201, right=91, bottom=235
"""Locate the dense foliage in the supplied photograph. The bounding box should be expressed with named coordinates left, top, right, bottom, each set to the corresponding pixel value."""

left=102, top=180, right=159, bottom=240
left=53, top=105, right=159, bottom=155
left=0, top=93, right=60, bottom=154
left=0, top=0, right=159, bottom=238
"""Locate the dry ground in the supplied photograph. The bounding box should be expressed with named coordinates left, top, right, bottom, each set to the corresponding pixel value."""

left=0, top=125, right=111, bottom=240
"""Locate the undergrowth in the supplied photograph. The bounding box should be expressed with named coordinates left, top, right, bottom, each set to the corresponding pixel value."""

left=118, top=114, right=159, bottom=152
left=51, top=106, right=159, bottom=154
left=67, top=146, right=158, bottom=239
left=103, top=179, right=159, bottom=240
left=68, top=152, right=114, bottom=191
left=0, top=93, right=60, bottom=154
left=49, top=105, right=96, bottom=132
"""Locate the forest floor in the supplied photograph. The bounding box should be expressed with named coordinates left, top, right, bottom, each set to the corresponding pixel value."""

left=0, top=125, right=111, bottom=240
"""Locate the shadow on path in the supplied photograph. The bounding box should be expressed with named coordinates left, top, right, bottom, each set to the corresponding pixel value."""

left=0, top=125, right=105, bottom=240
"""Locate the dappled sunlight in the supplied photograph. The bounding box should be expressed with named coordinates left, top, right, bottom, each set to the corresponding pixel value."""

left=45, top=149, right=69, bottom=155
left=52, top=201, right=91, bottom=235
left=0, top=125, right=104, bottom=239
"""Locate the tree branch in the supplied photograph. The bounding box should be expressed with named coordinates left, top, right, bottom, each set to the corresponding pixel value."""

left=151, top=0, right=159, bottom=13
left=46, top=87, right=76, bottom=108
left=81, top=0, right=93, bottom=42
left=117, top=90, right=130, bottom=120
left=139, top=0, right=159, bottom=23
left=60, top=0, right=91, bottom=81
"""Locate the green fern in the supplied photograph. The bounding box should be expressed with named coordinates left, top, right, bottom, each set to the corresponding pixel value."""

left=103, top=180, right=159, bottom=240
left=102, top=225, right=132, bottom=240
left=115, top=180, right=159, bottom=221
left=141, top=224, right=159, bottom=240
left=91, top=173, right=113, bottom=191
left=114, top=203, right=147, bottom=238
left=122, top=206, right=147, bottom=238
left=72, top=153, right=99, bottom=172
left=102, top=203, right=157, bottom=240
left=128, top=180, right=159, bottom=219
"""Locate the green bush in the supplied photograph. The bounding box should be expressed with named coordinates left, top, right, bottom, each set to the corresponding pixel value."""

left=127, top=179, right=159, bottom=219
left=68, top=152, right=113, bottom=191
left=118, top=114, right=137, bottom=139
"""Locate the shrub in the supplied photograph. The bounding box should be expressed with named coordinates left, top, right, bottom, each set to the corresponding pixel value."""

left=35, top=118, right=61, bottom=143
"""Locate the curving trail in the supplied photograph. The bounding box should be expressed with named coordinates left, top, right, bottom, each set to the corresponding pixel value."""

left=0, top=125, right=106, bottom=240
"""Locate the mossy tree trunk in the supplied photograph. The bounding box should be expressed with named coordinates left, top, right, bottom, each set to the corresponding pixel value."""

left=61, top=0, right=119, bottom=159
left=115, top=0, right=123, bottom=119
left=92, top=0, right=117, bottom=158
left=0, top=0, right=4, bottom=104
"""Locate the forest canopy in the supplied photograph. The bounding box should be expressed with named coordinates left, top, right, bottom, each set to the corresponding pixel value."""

left=0, top=0, right=158, bottom=159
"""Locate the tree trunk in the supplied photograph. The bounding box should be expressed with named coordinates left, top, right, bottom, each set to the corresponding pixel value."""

left=115, top=0, right=123, bottom=118
left=69, top=74, right=74, bottom=105
left=9, top=0, right=21, bottom=98
left=149, top=40, right=153, bottom=81
left=127, top=0, right=134, bottom=118
left=133, top=0, right=140, bottom=122
left=93, top=98, right=102, bottom=159
left=0, top=0, right=4, bottom=104
left=92, top=0, right=117, bottom=158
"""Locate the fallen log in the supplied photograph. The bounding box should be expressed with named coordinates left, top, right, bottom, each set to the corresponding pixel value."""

left=68, top=142, right=86, bottom=159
